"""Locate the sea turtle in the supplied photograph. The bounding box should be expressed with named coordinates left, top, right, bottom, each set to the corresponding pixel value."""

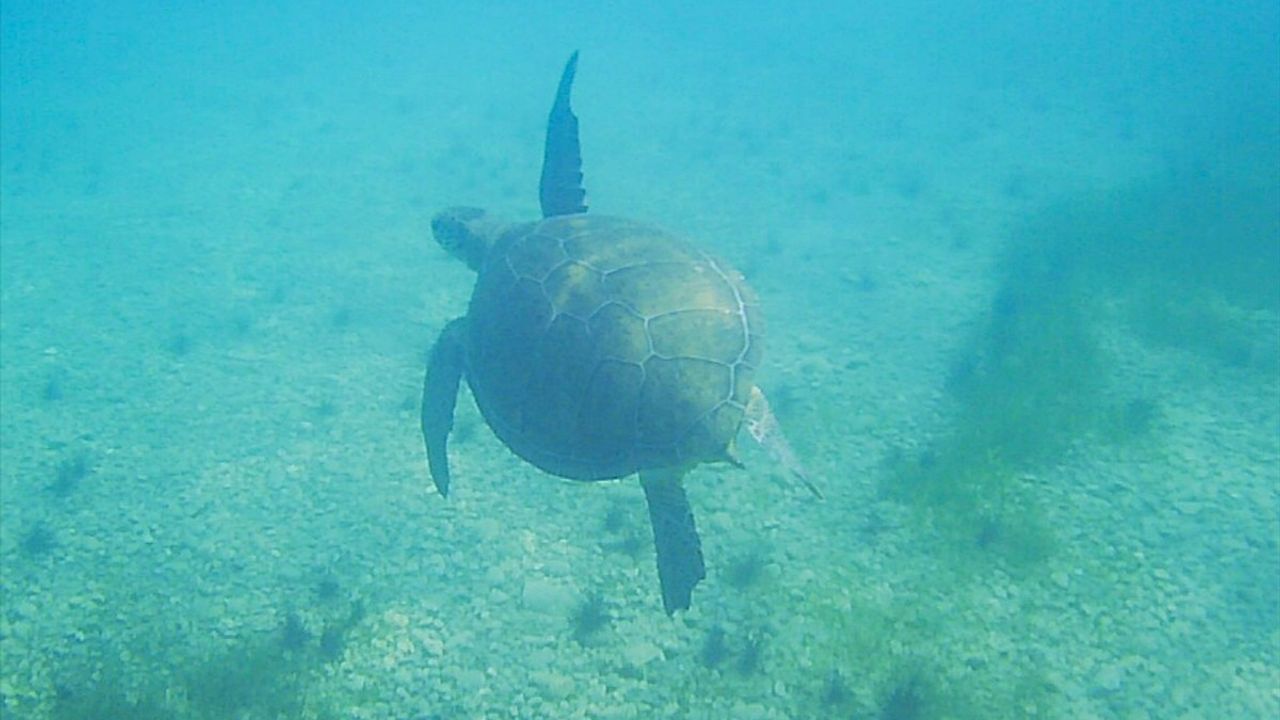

left=421, top=52, right=812, bottom=614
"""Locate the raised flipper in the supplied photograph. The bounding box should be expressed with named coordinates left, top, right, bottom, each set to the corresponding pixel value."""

left=539, top=51, right=588, bottom=218
left=640, top=467, right=706, bottom=614
left=421, top=317, right=467, bottom=497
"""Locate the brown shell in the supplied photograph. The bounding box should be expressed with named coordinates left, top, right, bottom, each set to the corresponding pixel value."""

left=465, top=214, right=763, bottom=480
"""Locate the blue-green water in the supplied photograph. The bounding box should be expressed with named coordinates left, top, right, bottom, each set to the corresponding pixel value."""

left=2, top=2, right=1277, bottom=718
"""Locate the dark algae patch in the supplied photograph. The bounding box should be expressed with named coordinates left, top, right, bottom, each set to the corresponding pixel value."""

left=883, top=136, right=1279, bottom=571
left=43, top=592, right=368, bottom=720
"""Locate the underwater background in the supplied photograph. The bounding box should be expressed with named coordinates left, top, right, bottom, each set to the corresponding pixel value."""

left=1, top=1, right=1277, bottom=718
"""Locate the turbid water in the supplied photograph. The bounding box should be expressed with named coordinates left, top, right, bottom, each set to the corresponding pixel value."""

left=1, top=3, right=1277, bottom=718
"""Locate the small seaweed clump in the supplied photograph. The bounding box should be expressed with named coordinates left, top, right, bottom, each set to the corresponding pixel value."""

left=699, top=625, right=730, bottom=669
left=879, top=672, right=931, bottom=720
left=696, top=625, right=768, bottom=675
left=569, top=592, right=610, bottom=645
left=725, top=549, right=768, bottom=590
left=735, top=631, right=765, bottom=677
left=318, top=625, right=346, bottom=661
left=318, top=599, right=366, bottom=662
left=20, top=521, right=58, bottom=557
left=279, top=609, right=310, bottom=652
left=599, top=503, right=644, bottom=559
left=314, top=572, right=342, bottom=603
left=820, top=668, right=852, bottom=709
left=49, top=452, right=91, bottom=498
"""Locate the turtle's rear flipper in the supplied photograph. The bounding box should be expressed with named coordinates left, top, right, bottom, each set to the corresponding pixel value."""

left=745, top=386, right=823, bottom=499
left=640, top=467, right=706, bottom=614
left=422, top=318, right=468, bottom=497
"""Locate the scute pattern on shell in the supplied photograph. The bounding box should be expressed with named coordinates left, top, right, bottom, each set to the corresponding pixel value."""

left=465, top=215, right=763, bottom=480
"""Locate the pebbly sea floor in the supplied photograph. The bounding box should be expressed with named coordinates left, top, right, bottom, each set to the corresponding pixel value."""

left=1, top=3, right=1277, bottom=719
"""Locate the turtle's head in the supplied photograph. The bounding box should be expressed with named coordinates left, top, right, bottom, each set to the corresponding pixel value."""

left=431, top=206, right=505, bottom=273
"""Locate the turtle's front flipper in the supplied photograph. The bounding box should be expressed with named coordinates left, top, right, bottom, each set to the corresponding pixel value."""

left=539, top=51, right=588, bottom=218
left=421, top=317, right=467, bottom=497
left=640, top=467, right=706, bottom=614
